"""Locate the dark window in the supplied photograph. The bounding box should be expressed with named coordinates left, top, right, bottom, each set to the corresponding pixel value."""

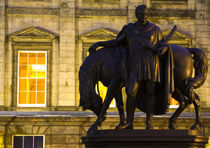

left=34, top=136, right=44, bottom=148
left=13, top=136, right=44, bottom=148
left=13, top=136, right=22, bottom=148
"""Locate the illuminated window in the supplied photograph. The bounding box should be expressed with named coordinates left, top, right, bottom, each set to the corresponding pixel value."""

left=96, top=81, right=116, bottom=108
left=13, top=135, right=44, bottom=148
left=169, top=98, right=179, bottom=108
left=18, top=51, right=47, bottom=107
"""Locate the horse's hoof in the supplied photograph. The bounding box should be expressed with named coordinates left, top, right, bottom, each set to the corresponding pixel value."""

left=87, top=124, right=98, bottom=135
left=169, top=122, right=177, bottom=130
left=115, top=123, right=126, bottom=130
left=117, top=123, right=133, bottom=130
left=145, top=125, right=153, bottom=130
left=190, top=123, right=201, bottom=130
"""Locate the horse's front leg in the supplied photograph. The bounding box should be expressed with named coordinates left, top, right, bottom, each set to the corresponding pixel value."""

left=87, top=79, right=122, bottom=135
left=190, top=93, right=201, bottom=130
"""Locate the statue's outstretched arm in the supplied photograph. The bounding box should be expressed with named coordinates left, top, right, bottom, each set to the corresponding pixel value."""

left=89, top=25, right=128, bottom=54
left=89, top=39, right=124, bottom=54
left=89, top=33, right=126, bottom=54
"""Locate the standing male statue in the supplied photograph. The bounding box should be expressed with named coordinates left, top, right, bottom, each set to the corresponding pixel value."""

left=89, top=4, right=174, bottom=130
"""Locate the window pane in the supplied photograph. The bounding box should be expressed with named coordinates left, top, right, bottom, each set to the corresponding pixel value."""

left=170, top=98, right=179, bottom=105
left=37, top=79, right=45, bottom=91
left=19, top=92, right=27, bottom=104
left=37, top=92, right=45, bottom=104
left=28, top=65, right=37, bottom=78
left=28, top=79, right=36, bottom=91
left=19, top=53, right=27, bottom=64
left=19, top=65, right=27, bottom=77
left=37, top=71, right=45, bottom=78
left=19, top=79, right=27, bottom=91
left=24, top=136, right=33, bottom=148
left=29, top=53, right=37, bottom=64
left=13, top=136, right=23, bottom=148
left=28, top=92, right=36, bottom=104
left=37, top=53, right=45, bottom=65
left=34, top=136, right=43, bottom=148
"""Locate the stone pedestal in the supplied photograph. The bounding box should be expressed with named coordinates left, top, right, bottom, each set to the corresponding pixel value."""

left=82, top=130, right=208, bottom=148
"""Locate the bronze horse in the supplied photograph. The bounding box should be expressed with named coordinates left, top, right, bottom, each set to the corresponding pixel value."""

left=79, top=45, right=208, bottom=132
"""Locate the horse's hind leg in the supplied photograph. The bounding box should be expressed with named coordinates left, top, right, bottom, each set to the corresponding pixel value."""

left=115, top=90, right=126, bottom=130
left=190, top=93, right=201, bottom=130
left=169, top=90, right=189, bottom=129
left=184, top=86, right=202, bottom=129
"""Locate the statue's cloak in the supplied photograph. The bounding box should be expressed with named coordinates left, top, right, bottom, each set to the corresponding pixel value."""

left=116, top=21, right=174, bottom=115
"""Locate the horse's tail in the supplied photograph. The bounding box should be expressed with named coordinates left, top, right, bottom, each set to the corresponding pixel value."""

left=186, top=48, right=208, bottom=89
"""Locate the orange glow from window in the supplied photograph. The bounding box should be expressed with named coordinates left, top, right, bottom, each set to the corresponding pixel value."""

left=96, top=81, right=115, bottom=108
left=170, top=98, right=179, bottom=106
left=18, top=51, right=46, bottom=106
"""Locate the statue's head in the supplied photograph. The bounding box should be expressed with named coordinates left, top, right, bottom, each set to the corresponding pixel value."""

left=135, top=4, right=148, bottom=24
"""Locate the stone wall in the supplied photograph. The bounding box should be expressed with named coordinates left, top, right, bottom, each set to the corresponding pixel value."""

left=0, top=112, right=209, bottom=148
left=0, top=0, right=5, bottom=107
left=195, top=0, right=210, bottom=107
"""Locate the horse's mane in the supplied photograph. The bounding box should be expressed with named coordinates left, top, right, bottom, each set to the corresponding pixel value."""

left=80, top=48, right=109, bottom=76
left=79, top=48, right=111, bottom=116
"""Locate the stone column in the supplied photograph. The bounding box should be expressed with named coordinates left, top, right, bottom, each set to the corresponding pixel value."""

left=0, top=1, right=5, bottom=107
left=59, top=0, right=76, bottom=106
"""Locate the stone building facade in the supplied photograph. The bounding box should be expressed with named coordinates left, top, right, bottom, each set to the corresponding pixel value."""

left=0, top=0, right=209, bottom=147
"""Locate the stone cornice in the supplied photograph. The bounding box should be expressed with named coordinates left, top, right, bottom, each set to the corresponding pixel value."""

left=75, top=8, right=128, bottom=16
left=149, top=9, right=195, bottom=18
left=6, top=7, right=59, bottom=16
left=6, top=7, right=195, bottom=18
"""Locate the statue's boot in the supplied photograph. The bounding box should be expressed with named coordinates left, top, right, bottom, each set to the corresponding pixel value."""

left=145, top=113, right=153, bottom=130
left=115, top=115, right=126, bottom=130
left=118, top=96, right=136, bottom=130
left=144, top=81, right=156, bottom=130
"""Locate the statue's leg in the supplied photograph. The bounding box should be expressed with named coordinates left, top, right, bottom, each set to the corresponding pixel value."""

left=87, top=79, right=122, bottom=134
left=169, top=90, right=188, bottom=129
left=118, top=80, right=138, bottom=130
left=115, top=90, right=126, bottom=130
left=144, top=81, right=156, bottom=130
left=190, top=93, right=201, bottom=130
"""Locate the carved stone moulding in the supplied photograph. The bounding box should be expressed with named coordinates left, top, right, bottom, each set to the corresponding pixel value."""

left=6, top=7, right=59, bottom=16
left=151, top=0, right=188, bottom=4
left=149, top=9, right=195, bottom=18
left=75, top=8, right=128, bottom=16
left=9, top=27, right=57, bottom=50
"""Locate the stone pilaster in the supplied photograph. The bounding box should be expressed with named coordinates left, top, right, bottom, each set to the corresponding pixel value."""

left=59, top=0, right=76, bottom=106
left=195, top=0, right=210, bottom=107
left=0, top=1, right=5, bottom=106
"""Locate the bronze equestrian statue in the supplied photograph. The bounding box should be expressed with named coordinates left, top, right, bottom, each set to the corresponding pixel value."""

left=79, top=4, right=208, bottom=133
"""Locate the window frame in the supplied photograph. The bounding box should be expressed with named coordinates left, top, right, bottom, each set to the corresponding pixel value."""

left=17, top=50, right=47, bottom=107
left=12, top=135, right=45, bottom=148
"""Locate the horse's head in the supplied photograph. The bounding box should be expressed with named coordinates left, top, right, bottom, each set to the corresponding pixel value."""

left=79, top=66, right=102, bottom=117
